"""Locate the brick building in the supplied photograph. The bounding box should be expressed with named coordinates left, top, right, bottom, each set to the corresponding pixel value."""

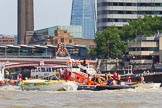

left=0, top=36, right=15, bottom=45
left=31, top=28, right=96, bottom=48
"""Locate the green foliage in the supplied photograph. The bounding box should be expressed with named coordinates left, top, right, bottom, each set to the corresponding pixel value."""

left=9, top=68, right=15, bottom=73
left=89, top=48, right=97, bottom=58
left=121, top=15, right=162, bottom=41
left=90, top=15, right=162, bottom=58
left=92, top=27, right=128, bottom=58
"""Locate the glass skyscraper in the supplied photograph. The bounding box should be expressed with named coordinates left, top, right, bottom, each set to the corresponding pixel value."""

left=70, top=0, right=96, bottom=39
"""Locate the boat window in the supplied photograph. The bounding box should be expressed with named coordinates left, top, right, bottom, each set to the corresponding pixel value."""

left=41, top=68, right=45, bottom=72
left=72, top=64, right=79, bottom=68
left=31, top=69, right=34, bottom=72
left=48, top=68, right=50, bottom=72
left=46, top=68, right=50, bottom=72
left=52, top=68, right=55, bottom=72
left=38, top=68, right=41, bottom=72
left=67, top=64, right=71, bottom=68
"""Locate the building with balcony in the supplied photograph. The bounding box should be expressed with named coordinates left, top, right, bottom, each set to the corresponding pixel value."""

left=128, top=34, right=162, bottom=71
left=97, top=0, right=162, bottom=31
left=0, top=35, right=15, bottom=45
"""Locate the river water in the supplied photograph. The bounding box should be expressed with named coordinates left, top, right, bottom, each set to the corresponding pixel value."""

left=0, top=86, right=162, bottom=108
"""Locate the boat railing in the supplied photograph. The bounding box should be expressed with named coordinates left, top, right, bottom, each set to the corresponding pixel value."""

left=31, top=67, right=57, bottom=73
left=78, top=64, right=88, bottom=70
left=42, top=74, right=59, bottom=80
left=67, top=68, right=80, bottom=73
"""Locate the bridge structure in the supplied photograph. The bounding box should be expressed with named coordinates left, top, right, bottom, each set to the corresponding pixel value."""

left=0, top=42, right=94, bottom=69
left=0, top=58, right=97, bottom=70
left=0, top=58, right=70, bottom=69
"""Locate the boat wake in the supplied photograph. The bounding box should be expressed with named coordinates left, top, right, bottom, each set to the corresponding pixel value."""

left=0, top=85, right=21, bottom=91
left=61, top=81, right=78, bottom=91
left=136, top=83, right=161, bottom=89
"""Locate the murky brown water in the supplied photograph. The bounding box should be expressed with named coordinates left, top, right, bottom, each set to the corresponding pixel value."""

left=0, top=86, right=162, bottom=108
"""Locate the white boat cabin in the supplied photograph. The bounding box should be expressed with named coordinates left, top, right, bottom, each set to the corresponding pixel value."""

left=31, top=65, right=67, bottom=79
left=66, top=59, right=97, bottom=75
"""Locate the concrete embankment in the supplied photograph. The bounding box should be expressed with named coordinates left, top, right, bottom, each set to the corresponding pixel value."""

left=124, top=72, right=162, bottom=83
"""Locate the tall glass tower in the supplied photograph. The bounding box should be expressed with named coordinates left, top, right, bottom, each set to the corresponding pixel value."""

left=70, top=0, right=96, bottom=39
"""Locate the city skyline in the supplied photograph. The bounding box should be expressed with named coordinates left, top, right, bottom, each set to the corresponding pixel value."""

left=0, top=0, right=72, bottom=35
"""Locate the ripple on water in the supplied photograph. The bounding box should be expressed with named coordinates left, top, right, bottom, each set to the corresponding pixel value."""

left=3, top=105, right=49, bottom=108
left=0, top=87, right=162, bottom=108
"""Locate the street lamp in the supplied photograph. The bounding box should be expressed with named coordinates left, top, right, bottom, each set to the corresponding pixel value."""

left=151, top=55, right=155, bottom=73
left=116, top=58, right=118, bottom=71
left=105, top=40, right=110, bottom=71
left=106, top=40, right=109, bottom=59
left=132, top=56, right=135, bottom=72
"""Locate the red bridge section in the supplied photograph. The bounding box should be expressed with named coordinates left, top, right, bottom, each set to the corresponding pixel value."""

left=0, top=58, right=70, bottom=69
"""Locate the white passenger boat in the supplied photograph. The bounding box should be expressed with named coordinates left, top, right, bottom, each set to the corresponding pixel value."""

left=19, top=79, right=78, bottom=91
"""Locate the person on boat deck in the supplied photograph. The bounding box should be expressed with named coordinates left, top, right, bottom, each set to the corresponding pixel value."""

left=140, top=74, right=145, bottom=83
left=87, top=74, right=93, bottom=85
left=113, top=71, right=117, bottom=79
left=60, top=68, right=65, bottom=79
left=125, top=76, right=132, bottom=83
left=25, top=77, right=28, bottom=80
left=56, top=68, right=61, bottom=79
left=112, top=79, right=117, bottom=85
left=97, top=69, right=101, bottom=74
left=91, top=75, right=97, bottom=82
left=116, top=73, right=121, bottom=85
left=117, top=73, right=121, bottom=80
left=107, top=76, right=113, bottom=85
left=105, top=72, right=112, bottom=80
left=96, top=76, right=103, bottom=85
left=17, top=73, right=22, bottom=81
left=82, top=58, right=87, bottom=66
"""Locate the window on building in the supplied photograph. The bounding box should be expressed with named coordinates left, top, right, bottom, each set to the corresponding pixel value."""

left=69, top=39, right=72, bottom=43
left=61, top=38, right=64, bottom=43
left=119, top=3, right=124, bottom=6
left=55, top=40, right=58, bottom=45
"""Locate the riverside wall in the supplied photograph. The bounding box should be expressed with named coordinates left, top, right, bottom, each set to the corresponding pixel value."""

left=125, top=73, right=162, bottom=83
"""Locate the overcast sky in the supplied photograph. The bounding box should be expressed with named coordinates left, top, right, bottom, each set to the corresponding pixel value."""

left=0, top=0, right=72, bottom=35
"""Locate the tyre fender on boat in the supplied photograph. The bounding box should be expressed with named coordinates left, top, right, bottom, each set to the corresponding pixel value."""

left=8, top=80, right=15, bottom=85
left=0, top=80, right=6, bottom=85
